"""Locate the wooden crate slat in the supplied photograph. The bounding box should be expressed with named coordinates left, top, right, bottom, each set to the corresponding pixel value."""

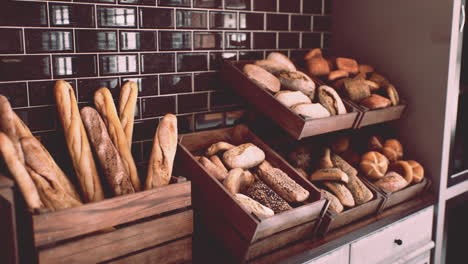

left=38, top=210, right=193, bottom=264
left=34, top=182, right=191, bottom=247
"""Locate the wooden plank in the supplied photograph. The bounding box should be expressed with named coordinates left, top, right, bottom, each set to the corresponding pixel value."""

left=38, top=210, right=193, bottom=264
left=0, top=174, right=14, bottom=189
left=105, top=236, right=192, bottom=264
left=34, top=181, right=191, bottom=247
left=357, top=104, right=407, bottom=128
left=0, top=188, right=19, bottom=264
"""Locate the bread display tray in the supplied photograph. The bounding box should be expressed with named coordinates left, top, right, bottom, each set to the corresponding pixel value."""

left=177, top=125, right=328, bottom=262
left=221, top=60, right=361, bottom=140
left=6, top=172, right=192, bottom=264
left=352, top=100, right=407, bottom=129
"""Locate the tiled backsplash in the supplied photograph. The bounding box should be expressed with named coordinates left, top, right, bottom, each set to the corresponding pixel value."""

left=0, top=0, right=331, bottom=167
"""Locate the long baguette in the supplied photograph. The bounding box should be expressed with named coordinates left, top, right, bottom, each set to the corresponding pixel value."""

left=0, top=133, right=43, bottom=210
left=323, top=181, right=355, bottom=207
left=94, top=87, right=141, bottom=192
left=81, top=107, right=135, bottom=196
left=54, top=80, right=104, bottom=203
left=146, top=114, right=178, bottom=189
left=257, top=167, right=309, bottom=203
left=118, top=81, right=138, bottom=150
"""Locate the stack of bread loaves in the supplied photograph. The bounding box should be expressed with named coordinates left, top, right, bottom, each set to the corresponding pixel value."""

left=304, top=48, right=400, bottom=110
left=195, top=141, right=310, bottom=219
left=242, top=52, right=347, bottom=119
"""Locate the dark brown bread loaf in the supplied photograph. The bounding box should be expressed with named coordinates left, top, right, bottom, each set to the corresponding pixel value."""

left=243, top=180, right=292, bottom=214
left=346, top=174, right=374, bottom=205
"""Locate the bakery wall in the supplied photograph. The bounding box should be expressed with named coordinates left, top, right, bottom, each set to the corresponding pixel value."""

left=0, top=0, right=331, bottom=171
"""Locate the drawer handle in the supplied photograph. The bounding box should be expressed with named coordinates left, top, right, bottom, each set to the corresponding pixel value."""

left=394, top=239, right=403, bottom=246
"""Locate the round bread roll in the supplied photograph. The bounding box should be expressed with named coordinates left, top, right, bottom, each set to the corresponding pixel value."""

left=243, top=64, right=280, bottom=93
left=390, top=161, right=413, bottom=183
left=278, top=71, right=316, bottom=99
left=306, top=57, right=331, bottom=76
left=255, top=60, right=292, bottom=75
left=359, top=64, right=375, bottom=73
left=275, top=90, right=311, bottom=108
left=407, top=160, right=424, bottom=183
left=374, top=172, right=409, bottom=192
left=385, top=84, right=400, bottom=106
left=331, top=136, right=350, bottom=153
left=336, top=57, right=359, bottom=74
left=304, top=48, right=323, bottom=60
left=318, top=85, right=347, bottom=115
left=292, top=103, right=331, bottom=119
left=360, top=151, right=389, bottom=180
left=223, top=143, right=266, bottom=169
left=343, top=79, right=371, bottom=103
left=360, top=94, right=392, bottom=109
left=382, top=139, right=403, bottom=162
left=328, top=70, right=349, bottom=81
left=266, top=52, right=296, bottom=72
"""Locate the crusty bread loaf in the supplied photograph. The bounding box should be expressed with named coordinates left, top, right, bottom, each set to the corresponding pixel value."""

left=318, top=85, right=347, bottom=115
left=385, top=84, right=400, bottom=106
left=118, top=81, right=138, bottom=150
left=390, top=161, right=413, bottom=183
left=292, top=103, right=331, bottom=119
left=360, top=94, right=391, bottom=109
left=305, top=56, right=330, bottom=76
left=328, top=70, right=349, bottom=82
left=343, top=79, right=371, bottom=103
left=254, top=60, right=292, bottom=75
left=382, top=139, right=403, bottom=162
left=369, top=73, right=389, bottom=88
left=330, top=136, right=350, bottom=154
left=407, top=160, right=424, bottom=183
left=323, top=181, right=355, bottom=208
left=360, top=151, right=389, bottom=180
left=146, top=114, right=178, bottom=189
left=320, top=189, right=344, bottom=214
left=206, top=141, right=235, bottom=156
left=0, top=133, right=43, bottom=210
left=234, top=193, right=274, bottom=218
left=199, top=156, right=228, bottom=181
left=266, top=52, right=297, bottom=72
left=257, top=167, right=309, bottom=203
left=223, top=168, right=243, bottom=194
left=54, top=80, right=104, bottom=203
left=278, top=71, right=316, bottom=99
left=241, top=170, right=255, bottom=189
left=223, top=143, right=266, bottom=169
left=275, top=90, right=311, bottom=108
left=243, top=180, right=292, bottom=214
left=304, top=48, right=323, bottom=60
left=331, top=153, right=357, bottom=177
left=358, top=64, right=375, bottom=74
left=243, top=64, right=280, bottom=93
left=346, top=174, right=373, bottom=205
left=310, top=168, right=349, bottom=183
left=210, top=155, right=228, bottom=174
left=374, top=172, right=408, bottom=192
left=94, top=87, right=141, bottom=191
left=81, top=107, right=135, bottom=196
left=336, top=58, right=359, bottom=74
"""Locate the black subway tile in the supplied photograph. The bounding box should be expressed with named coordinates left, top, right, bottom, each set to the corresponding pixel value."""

left=176, top=10, right=207, bottom=29
left=133, top=118, right=159, bottom=141
left=209, top=52, right=237, bottom=70
left=302, top=33, right=321, bottom=49
left=303, top=0, right=322, bottom=14
left=77, top=78, right=119, bottom=102
left=211, top=91, right=244, bottom=109
left=29, top=80, right=75, bottom=106
left=160, top=74, right=192, bottom=94
left=97, top=6, right=137, bottom=28
left=324, top=0, right=332, bottom=14
left=225, top=32, right=250, bottom=49
left=194, top=32, right=223, bottom=50
left=178, top=93, right=208, bottom=113
left=290, top=50, right=308, bottom=62
left=131, top=142, right=143, bottom=163
left=177, top=114, right=195, bottom=133
left=159, top=31, right=192, bottom=51
left=158, top=0, right=191, bottom=7
left=324, top=33, right=332, bottom=49
left=267, top=14, right=289, bottom=31
left=194, top=72, right=221, bottom=91
left=291, top=15, right=311, bottom=31
left=226, top=0, right=251, bottom=10
left=25, top=29, right=73, bottom=53
left=76, top=30, right=117, bottom=52
left=279, top=33, right=300, bottom=49
left=0, top=29, right=23, bottom=54
left=177, top=53, right=208, bottom=72
left=239, top=51, right=264, bottom=60
left=2, top=2, right=47, bottom=27
left=141, top=96, right=176, bottom=117
left=314, top=16, right=332, bottom=32
left=210, top=12, right=237, bottom=29
left=195, top=112, right=224, bottom=131
left=0, top=83, right=28, bottom=107
left=119, top=0, right=155, bottom=5
left=0, top=56, right=51, bottom=81
left=239, top=13, right=264, bottom=30
left=279, top=0, right=300, bottom=13
left=141, top=53, right=175, bottom=73
left=99, top=54, right=139, bottom=76
left=253, top=0, right=277, bottom=11
left=50, top=4, right=95, bottom=28
left=194, top=0, right=222, bottom=8
left=140, top=8, right=174, bottom=29
left=53, top=55, right=96, bottom=78
left=121, top=76, right=158, bottom=96
left=226, top=110, right=245, bottom=126
left=16, top=107, right=55, bottom=132
left=79, top=0, right=115, bottom=3
left=120, top=31, right=157, bottom=51
left=254, top=32, right=276, bottom=49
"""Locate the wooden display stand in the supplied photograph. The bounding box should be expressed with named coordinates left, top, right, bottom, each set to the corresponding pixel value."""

left=0, top=175, right=19, bottom=264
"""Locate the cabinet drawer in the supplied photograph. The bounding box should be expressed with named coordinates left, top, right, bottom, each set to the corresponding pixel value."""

left=350, top=206, right=433, bottom=264
left=404, top=251, right=431, bottom=264
left=306, top=245, right=349, bottom=264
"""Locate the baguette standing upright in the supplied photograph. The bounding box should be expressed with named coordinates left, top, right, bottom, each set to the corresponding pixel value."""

left=146, top=114, right=178, bottom=189
left=94, top=87, right=141, bottom=191
left=118, top=81, right=138, bottom=150
left=54, top=80, right=105, bottom=203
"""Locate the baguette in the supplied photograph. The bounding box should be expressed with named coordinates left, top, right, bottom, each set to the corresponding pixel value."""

left=223, top=168, right=243, bottom=194
left=323, top=181, right=355, bottom=207
left=345, top=174, right=373, bottom=205
left=210, top=155, right=228, bottom=174
left=0, top=133, right=43, bottom=210
left=199, top=156, right=228, bottom=181
left=320, top=189, right=344, bottom=214
left=310, top=168, right=349, bottom=183
left=54, top=80, right=104, bottom=203
left=331, top=153, right=358, bottom=177
left=94, top=87, right=141, bottom=191
left=81, top=107, right=135, bottom=196
left=146, top=114, right=178, bottom=189
left=257, top=167, right=309, bottom=203
left=118, top=81, right=138, bottom=150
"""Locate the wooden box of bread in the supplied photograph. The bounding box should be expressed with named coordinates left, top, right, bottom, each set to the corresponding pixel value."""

left=177, top=125, right=328, bottom=262
left=303, top=49, right=407, bottom=128
left=221, top=55, right=361, bottom=140
left=0, top=81, right=192, bottom=264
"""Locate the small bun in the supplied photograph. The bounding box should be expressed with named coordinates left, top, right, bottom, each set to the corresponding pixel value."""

left=360, top=151, right=389, bottom=180
left=407, top=160, right=424, bottom=183
left=390, top=161, right=413, bottom=183
left=382, top=139, right=403, bottom=162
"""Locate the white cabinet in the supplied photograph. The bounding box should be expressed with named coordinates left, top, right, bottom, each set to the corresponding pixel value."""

left=305, top=245, right=349, bottom=264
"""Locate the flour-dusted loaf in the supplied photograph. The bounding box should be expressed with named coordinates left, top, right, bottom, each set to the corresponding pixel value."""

left=292, top=103, right=331, bottom=119
left=257, top=167, right=309, bottom=203
left=374, top=172, right=409, bottom=192
left=81, top=107, right=135, bottom=196
left=223, top=143, right=265, bottom=169
left=275, top=90, right=312, bottom=108
left=199, top=156, right=228, bottom=181
left=323, top=181, right=355, bottom=208
left=243, top=64, right=281, bottom=93
left=210, top=155, right=228, bottom=174
left=206, top=141, right=235, bottom=156
left=266, top=52, right=297, bottom=72
left=234, top=193, right=274, bottom=219
left=309, top=168, right=349, bottom=183
left=278, top=71, right=316, bottom=99
left=118, top=81, right=138, bottom=150
left=146, top=114, right=178, bottom=189
left=361, top=94, right=391, bottom=109
left=223, top=168, right=244, bottom=194
left=318, top=85, right=347, bottom=115
left=55, top=80, right=104, bottom=203
left=345, top=174, right=373, bottom=205
left=243, top=180, right=292, bottom=214
left=331, top=153, right=357, bottom=177
left=320, top=189, right=344, bottom=214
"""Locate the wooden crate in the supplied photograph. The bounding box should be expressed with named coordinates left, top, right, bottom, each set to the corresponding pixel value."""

left=6, top=174, right=192, bottom=264
left=221, top=60, right=361, bottom=139
left=0, top=175, right=18, bottom=264
left=178, top=125, right=328, bottom=263
left=352, top=100, right=407, bottom=129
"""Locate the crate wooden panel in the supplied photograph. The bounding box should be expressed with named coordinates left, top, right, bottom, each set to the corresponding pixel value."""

left=178, top=125, right=328, bottom=262
left=0, top=175, right=18, bottom=264
left=221, top=61, right=361, bottom=139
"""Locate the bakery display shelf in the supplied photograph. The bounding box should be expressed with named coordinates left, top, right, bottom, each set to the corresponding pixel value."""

left=221, top=60, right=361, bottom=140
left=177, top=125, right=328, bottom=263
left=4, top=172, right=192, bottom=264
